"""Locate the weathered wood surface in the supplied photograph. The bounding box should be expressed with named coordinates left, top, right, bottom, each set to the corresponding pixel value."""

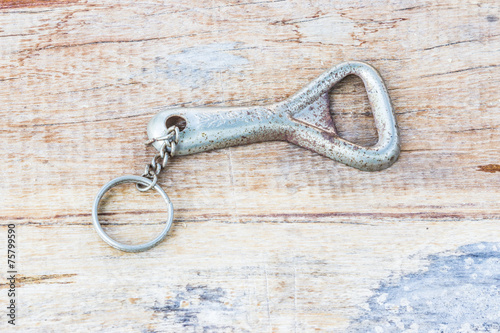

left=0, top=0, right=499, bottom=331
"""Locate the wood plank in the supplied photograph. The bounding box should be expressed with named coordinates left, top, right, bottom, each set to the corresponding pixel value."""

left=0, top=0, right=499, bottom=331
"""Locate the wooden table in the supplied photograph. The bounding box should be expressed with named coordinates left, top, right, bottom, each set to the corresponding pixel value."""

left=1, top=0, right=499, bottom=331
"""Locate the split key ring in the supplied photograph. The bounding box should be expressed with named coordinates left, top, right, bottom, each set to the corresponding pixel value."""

left=92, top=175, right=174, bottom=252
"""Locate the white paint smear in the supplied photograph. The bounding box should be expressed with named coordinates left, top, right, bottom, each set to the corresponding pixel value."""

left=152, top=42, right=249, bottom=89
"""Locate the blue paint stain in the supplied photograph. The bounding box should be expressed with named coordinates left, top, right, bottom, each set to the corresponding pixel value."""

left=349, top=242, right=500, bottom=332
left=151, top=284, right=247, bottom=332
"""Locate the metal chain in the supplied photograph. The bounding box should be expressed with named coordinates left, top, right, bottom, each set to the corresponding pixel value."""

left=136, top=126, right=180, bottom=192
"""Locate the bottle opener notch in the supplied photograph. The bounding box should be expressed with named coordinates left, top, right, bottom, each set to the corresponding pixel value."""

left=290, top=93, right=337, bottom=135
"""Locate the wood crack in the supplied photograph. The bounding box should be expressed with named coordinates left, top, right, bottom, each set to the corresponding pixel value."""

left=421, top=64, right=500, bottom=78
left=0, top=274, right=76, bottom=288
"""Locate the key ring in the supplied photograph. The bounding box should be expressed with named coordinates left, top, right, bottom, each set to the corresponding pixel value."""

left=92, top=175, right=174, bottom=252
left=92, top=61, right=400, bottom=252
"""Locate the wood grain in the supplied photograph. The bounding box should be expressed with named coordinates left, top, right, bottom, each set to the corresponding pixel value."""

left=0, top=0, right=499, bottom=331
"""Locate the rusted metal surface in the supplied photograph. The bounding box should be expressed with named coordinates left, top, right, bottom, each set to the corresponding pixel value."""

left=147, top=61, right=400, bottom=171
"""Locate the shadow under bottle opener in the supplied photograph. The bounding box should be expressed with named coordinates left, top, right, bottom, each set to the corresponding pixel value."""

left=92, top=61, right=400, bottom=252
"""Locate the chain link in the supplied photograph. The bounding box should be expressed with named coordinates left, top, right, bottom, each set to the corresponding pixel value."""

left=136, top=126, right=179, bottom=192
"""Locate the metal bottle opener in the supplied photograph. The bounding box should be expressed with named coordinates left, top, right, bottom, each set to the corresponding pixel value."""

left=92, top=61, right=400, bottom=252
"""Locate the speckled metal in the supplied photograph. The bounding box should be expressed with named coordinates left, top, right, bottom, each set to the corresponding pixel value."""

left=147, top=61, right=400, bottom=171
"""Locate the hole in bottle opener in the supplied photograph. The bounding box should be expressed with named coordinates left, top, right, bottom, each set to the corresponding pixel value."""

left=165, top=115, right=187, bottom=131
